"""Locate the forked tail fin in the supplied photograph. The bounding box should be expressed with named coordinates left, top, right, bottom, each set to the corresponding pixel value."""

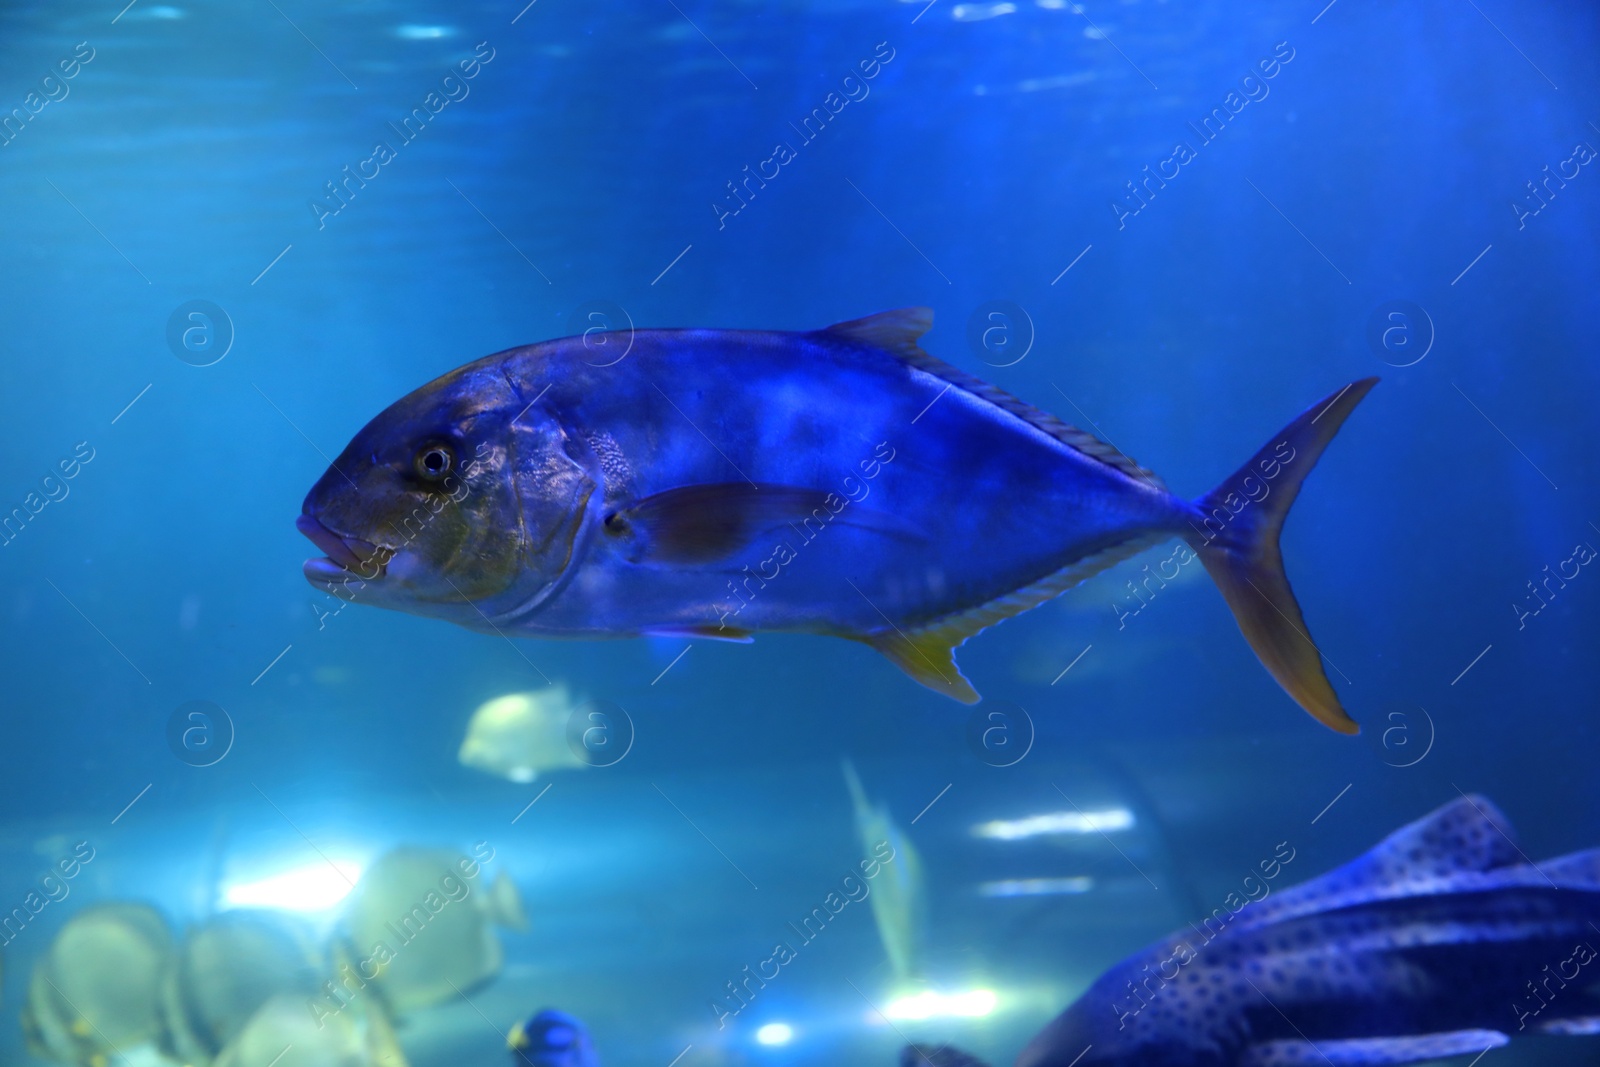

left=1186, top=378, right=1378, bottom=734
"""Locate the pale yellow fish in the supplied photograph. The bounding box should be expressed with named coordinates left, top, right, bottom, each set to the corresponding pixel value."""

left=211, top=993, right=407, bottom=1067
left=21, top=965, right=75, bottom=1065
left=161, top=910, right=323, bottom=1065
left=21, top=902, right=172, bottom=1066
left=842, top=760, right=927, bottom=986
left=339, top=847, right=526, bottom=1015
left=458, top=687, right=588, bottom=783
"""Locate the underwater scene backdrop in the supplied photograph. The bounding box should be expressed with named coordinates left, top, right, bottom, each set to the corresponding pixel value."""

left=0, top=0, right=1597, bottom=1065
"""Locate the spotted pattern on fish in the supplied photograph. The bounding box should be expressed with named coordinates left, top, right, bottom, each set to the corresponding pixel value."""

left=1015, top=796, right=1600, bottom=1067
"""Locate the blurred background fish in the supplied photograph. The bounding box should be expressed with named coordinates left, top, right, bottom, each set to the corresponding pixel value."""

left=843, top=759, right=927, bottom=989
left=508, top=1009, right=599, bottom=1067
left=160, top=910, right=324, bottom=1065
left=458, top=688, right=588, bottom=784
left=1017, top=795, right=1600, bottom=1067
left=210, top=993, right=407, bottom=1067
left=22, top=903, right=172, bottom=1067
left=340, top=846, right=527, bottom=1015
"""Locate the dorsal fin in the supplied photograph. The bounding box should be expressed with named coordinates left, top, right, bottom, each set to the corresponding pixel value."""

left=1344, top=793, right=1522, bottom=881
left=823, top=307, right=935, bottom=358
left=1230, top=795, right=1524, bottom=934
left=818, top=309, right=1165, bottom=490
left=1537, top=847, right=1600, bottom=889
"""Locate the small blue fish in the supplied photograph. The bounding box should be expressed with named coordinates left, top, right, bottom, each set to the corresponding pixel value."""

left=297, top=308, right=1375, bottom=731
left=1016, top=795, right=1600, bottom=1066
left=508, top=1009, right=599, bottom=1067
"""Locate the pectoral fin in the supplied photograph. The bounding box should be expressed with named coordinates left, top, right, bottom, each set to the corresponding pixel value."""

left=1240, top=1030, right=1507, bottom=1066
left=645, top=624, right=754, bottom=643
left=607, top=483, right=922, bottom=564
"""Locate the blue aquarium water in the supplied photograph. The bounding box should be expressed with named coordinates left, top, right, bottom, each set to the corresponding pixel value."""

left=1, top=1, right=1597, bottom=1065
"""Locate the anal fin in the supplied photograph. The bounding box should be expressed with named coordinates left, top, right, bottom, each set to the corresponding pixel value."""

left=1539, top=1016, right=1600, bottom=1035
left=1240, top=1030, right=1508, bottom=1066
left=866, top=630, right=979, bottom=704
left=859, top=536, right=1165, bottom=704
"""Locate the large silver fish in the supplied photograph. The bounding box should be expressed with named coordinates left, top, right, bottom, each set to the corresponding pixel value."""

left=297, top=308, right=1374, bottom=731
left=1016, top=795, right=1600, bottom=1066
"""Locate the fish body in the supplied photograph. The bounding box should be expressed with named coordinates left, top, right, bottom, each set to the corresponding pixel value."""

left=22, top=903, right=172, bottom=1065
left=1016, top=795, right=1600, bottom=1067
left=211, top=993, right=407, bottom=1067
left=508, top=1009, right=600, bottom=1067
left=459, top=687, right=588, bottom=782
left=161, top=909, right=323, bottom=1064
left=299, top=308, right=1376, bottom=731
left=843, top=759, right=927, bottom=985
left=340, top=847, right=527, bottom=1015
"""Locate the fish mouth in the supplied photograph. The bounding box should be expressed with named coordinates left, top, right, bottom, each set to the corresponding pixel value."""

left=297, top=514, right=387, bottom=581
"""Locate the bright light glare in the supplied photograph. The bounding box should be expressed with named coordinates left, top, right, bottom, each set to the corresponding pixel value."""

left=222, top=860, right=362, bottom=912
left=395, top=24, right=455, bottom=39
left=755, top=1023, right=794, bottom=1046
left=972, top=808, right=1133, bottom=840
left=884, top=989, right=998, bottom=1021
left=978, top=876, right=1094, bottom=897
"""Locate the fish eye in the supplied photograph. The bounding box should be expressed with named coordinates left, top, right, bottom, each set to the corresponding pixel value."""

left=414, top=441, right=455, bottom=481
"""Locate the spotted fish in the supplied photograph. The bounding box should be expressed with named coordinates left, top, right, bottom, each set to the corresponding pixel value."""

left=1016, top=795, right=1600, bottom=1066
left=297, top=308, right=1375, bottom=731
